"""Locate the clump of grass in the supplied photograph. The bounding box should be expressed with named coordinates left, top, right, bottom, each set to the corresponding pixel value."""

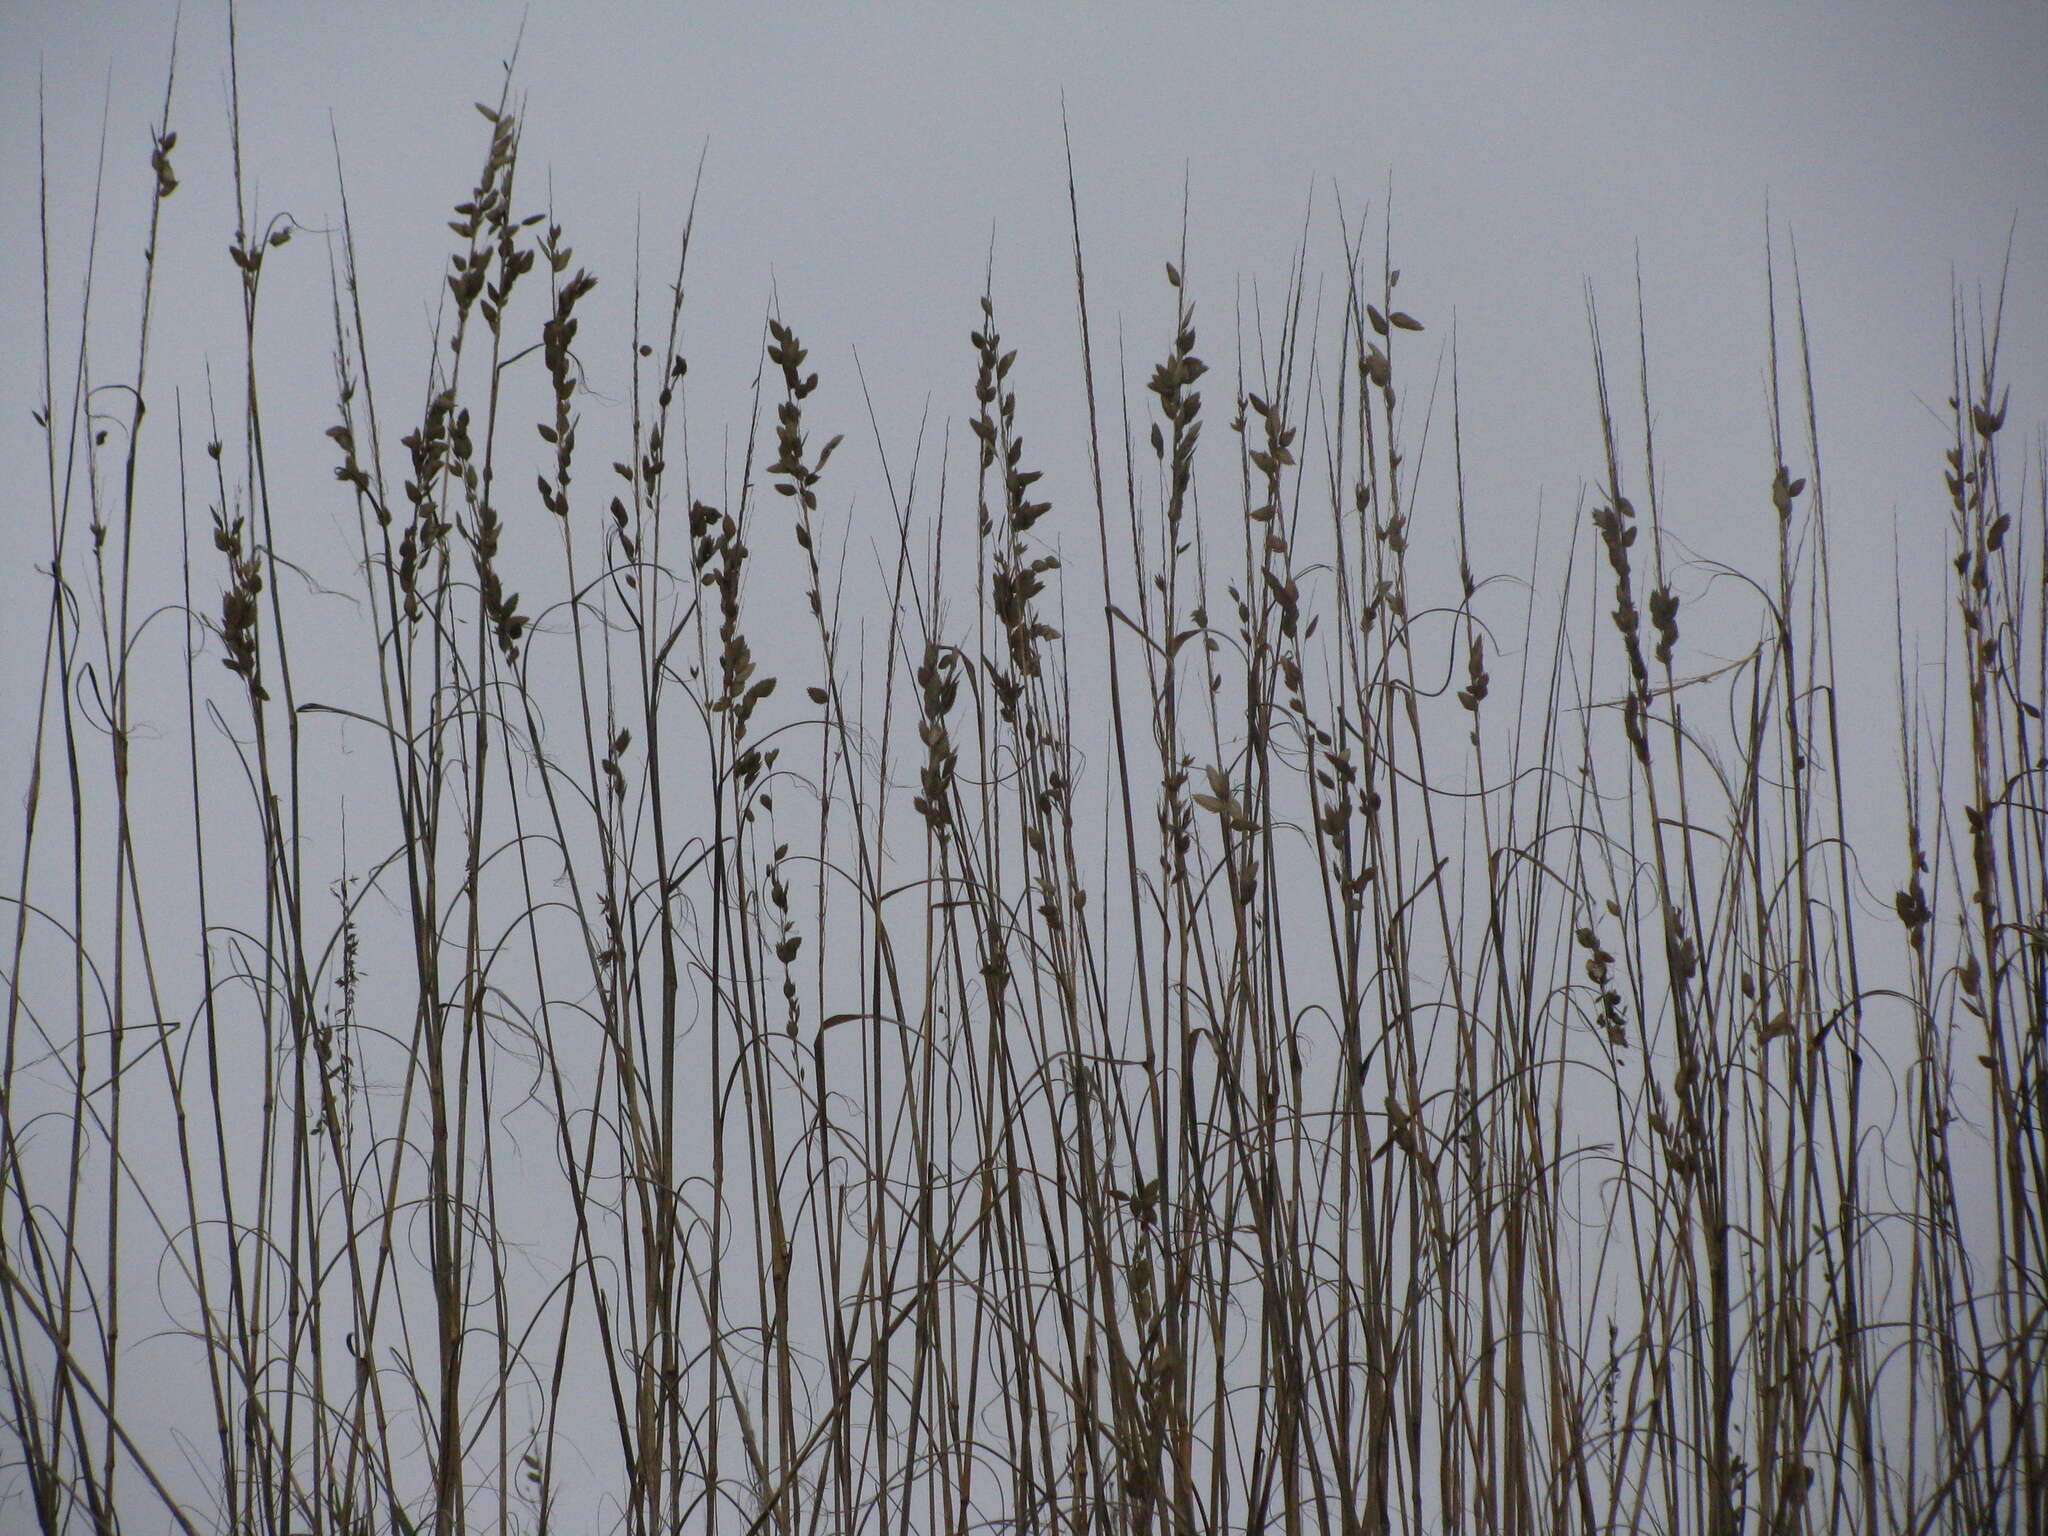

left=2, top=41, right=2042, bottom=1536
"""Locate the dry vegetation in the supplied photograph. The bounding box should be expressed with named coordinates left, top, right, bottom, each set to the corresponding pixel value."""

left=2, top=42, right=2043, bottom=1536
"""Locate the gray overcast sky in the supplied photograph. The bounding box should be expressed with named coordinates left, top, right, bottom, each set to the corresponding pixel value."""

left=12, top=4, right=2048, bottom=548
left=2, top=0, right=2041, bottom=1006
left=4, top=2, right=2045, bottom=700
left=0, top=2, right=2042, bottom=952
left=2, top=6, right=2045, bottom=1524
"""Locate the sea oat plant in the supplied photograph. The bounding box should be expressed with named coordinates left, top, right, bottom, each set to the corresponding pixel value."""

left=1, top=37, right=2042, bottom=1536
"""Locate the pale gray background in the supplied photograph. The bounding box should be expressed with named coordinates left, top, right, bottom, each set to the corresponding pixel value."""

left=6, top=3, right=2046, bottom=670
left=6, top=0, right=2044, bottom=965
left=2, top=2, right=2046, bottom=1526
